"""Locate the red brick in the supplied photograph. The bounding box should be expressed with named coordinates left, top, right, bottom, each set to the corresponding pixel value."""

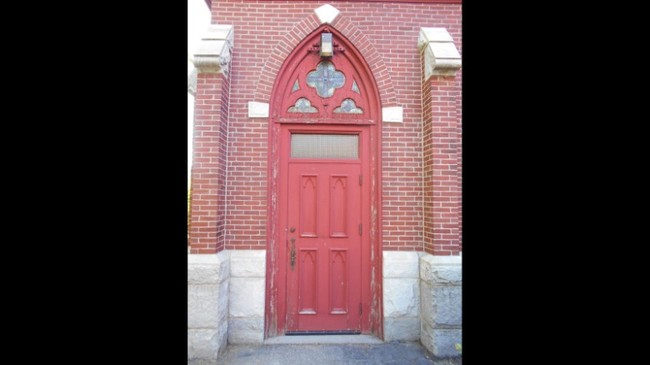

left=190, top=1, right=461, bottom=255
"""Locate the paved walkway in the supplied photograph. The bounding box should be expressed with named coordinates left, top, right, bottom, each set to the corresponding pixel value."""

left=216, top=341, right=462, bottom=365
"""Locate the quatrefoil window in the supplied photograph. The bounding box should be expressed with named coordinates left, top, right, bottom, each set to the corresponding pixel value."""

left=306, top=61, right=345, bottom=98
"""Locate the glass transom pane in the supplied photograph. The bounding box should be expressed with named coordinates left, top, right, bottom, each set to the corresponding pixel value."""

left=291, top=134, right=359, bottom=159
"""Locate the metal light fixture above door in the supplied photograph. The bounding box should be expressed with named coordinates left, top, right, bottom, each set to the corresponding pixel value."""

left=320, top=33, right=333, bottom=58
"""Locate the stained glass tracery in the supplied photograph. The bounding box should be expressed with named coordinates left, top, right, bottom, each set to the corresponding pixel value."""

left=333, top=99, right=363, bottom=114
left=288, top=97, right=318, bottom=113
left=306, top=61, right=345, bottom=98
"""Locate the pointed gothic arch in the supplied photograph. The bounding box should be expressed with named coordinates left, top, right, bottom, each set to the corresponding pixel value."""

left=264, top=22, right=384, bottom=339
left=253, top=11, right=397, bottom=108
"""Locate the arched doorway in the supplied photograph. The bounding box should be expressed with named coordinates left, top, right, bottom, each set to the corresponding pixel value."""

left=265, top=24, right=383, bottom=338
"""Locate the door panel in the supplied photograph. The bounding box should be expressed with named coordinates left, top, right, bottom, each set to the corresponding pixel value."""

left=298, top=249, right=318, bottom=314
left=330, top=176, right=349, bottom=237
left=299, top=175, right=318, bottom=237
left=285, top=154, right=363, bottom=332
left=329, top=249, right=348, bottom=314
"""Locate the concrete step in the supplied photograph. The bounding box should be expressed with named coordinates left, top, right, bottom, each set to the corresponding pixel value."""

left=264, top=334, right=383, bottom=345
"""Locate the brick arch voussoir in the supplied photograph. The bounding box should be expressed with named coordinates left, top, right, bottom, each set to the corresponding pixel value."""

left=254, top=12, right=397, bottom=107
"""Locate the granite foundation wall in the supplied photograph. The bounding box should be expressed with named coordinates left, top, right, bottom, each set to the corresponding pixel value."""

left=188, top=251, right=230, bottom=364
left=419, top=254, right=462, bottom=357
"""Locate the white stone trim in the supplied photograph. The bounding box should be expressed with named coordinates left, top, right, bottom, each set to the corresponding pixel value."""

left=382, top=106, right=403, bottom=123
left=314, top=4, right=340, bottom=24
left=248, top=101, right=269, bottom=118
left=192, top=24, right=234, bottom=76
left=418, top=27, right=454, bottom=46
left=418, top=27, right=461, bottom=79
left=188, top=68, right=197, bottom=96
left=230, top=250, right=266, bottom=278
left=228, top=250, right=266, bottom=344
left=383, top=251, right=420, bottom=341
left=188, top=250, right=231, bottom=285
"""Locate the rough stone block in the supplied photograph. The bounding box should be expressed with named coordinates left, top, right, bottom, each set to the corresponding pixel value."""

left=230, top=250, right=266, bottom=277
left=383, top=278, right=419, bottom=317
left=419, top=280, right=431, bottom=326
left=188, top=251, right=230, bottom=285
left=419, top=254, right=461, bottom=285
left=436, top=285, right=462, bottom=326
left=383, top=251, right=419, bottom=278
left=217, top=319, right=228, bottom=344
left=216, top=280, right=230, bottom=321
left=420, top=283, right=462, bottom=327
left=229, top=277, right=265, bottom=317
left=188, top=285, right=224, bottom=329
left=228, top=317, right=265, bottom=344
left=188, top=328, right=221, bottom=363
left=384, top=317, right=420, bottom=342
left=421, top=323, right=462, bottom=358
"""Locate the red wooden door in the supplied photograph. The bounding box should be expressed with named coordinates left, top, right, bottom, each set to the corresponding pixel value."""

left=282, top=127, right=368, bottom=333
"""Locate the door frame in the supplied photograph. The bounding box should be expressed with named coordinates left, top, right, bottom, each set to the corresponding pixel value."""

left=265, top=24, right=383, bottom=339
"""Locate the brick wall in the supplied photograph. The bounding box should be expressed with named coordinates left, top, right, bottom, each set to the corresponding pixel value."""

left=422, top=73, right=461, bottom=255
left=190, top=72, right=230, bottom=254
left=193, top=0, right=462, bottom=253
